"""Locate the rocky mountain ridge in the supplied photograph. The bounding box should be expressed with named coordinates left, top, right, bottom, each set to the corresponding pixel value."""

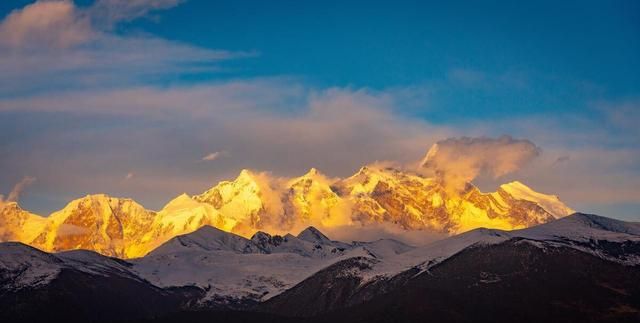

left=0, top=165, right=573, bottom=258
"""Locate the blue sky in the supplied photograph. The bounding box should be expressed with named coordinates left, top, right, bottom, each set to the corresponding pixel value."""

left=133, top=0, right=639, bottom=90
left=0, top=0, right=638, bottom=220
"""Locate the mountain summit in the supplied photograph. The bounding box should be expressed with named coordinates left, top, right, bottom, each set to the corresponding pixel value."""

left=297, top=226, right=332, bottom=245
left=0, top=165, right=573, bottom=258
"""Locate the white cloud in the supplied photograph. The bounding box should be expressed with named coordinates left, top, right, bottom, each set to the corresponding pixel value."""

left=0, top=78, right=638, bottom=217
left=0, top=0, right=91, bottom=49
left=202, top=151, right=228, bottom=161
left=0, top=1, right=251, bottom=95
left=420, top=136, right=541, bottom=192
left=0, top=0, right=184, bottom=50
left=0, top=81, right=452, bottom=209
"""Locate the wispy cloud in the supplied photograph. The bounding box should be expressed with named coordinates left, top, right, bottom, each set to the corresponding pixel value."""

left=0, top=176, right=36, bottom=208
left=592, top=98, right=640, bottom=140
left=0, top=81, right=451, bottom=209
left=2, top=77, right=638, bottom=215
left=88, top=0, right=185, bottom=28
left=0, top=1, right=253, bottom=95
left=201, top=151, right=228, bottom=162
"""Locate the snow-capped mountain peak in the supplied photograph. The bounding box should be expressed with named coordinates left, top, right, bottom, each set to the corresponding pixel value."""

left=497, top=181, right=574, bottom=218
left=0, top=202, right=47, bottom=242
left=29, top=194, right=155, bottom=258
left=0, top=165, right=575, bottom=259
left=302, top=167, right=320, bottom=178
left=148, top=225, right=257, bottom=256
left=297, top=226, right=332, bottom=245
left=162, top=193, right=195, bottom=210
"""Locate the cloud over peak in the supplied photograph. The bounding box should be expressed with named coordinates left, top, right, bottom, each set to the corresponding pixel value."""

left=421, top=136, right=541, bottom=192
left=0, top=176, right=36, bottom=209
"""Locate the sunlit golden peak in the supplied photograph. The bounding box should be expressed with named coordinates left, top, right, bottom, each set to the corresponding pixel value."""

left=237, top=168, right=255, bottom=179
left=304, top=167, right=320, bottom=177
left=0, top=201, right=22, bottom=214
left=70, top=193, right=141, bottom=208
left=176, top=192, right=191, bottom=199
left=0, top=201, right=18, bottom=208
left=78, top=193, right=128, bottom=201
left=356, top=165, right=371, bottom=174
left=348, top=165, right=382, bottom=181
left=163, top=193, right=192, bottom=208
left=496, top=181, right=574, bottom=218
left=0, top=166, right=575, bottom=259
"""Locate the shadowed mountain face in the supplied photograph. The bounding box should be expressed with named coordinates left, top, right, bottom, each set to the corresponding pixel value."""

left=0, top=243, right=203, bottom=322
left=0, top=166, right=573, bottom=258
left=261, top=241, right=640, bottom=323
left=0, top=213, right=638, bottom=323
left=259, top=214, right=640, bottom=320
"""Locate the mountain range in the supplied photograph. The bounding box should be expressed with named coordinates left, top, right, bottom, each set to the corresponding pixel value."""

left=0, top=165, right=574, bottom=258
left=0, top=213, right=638, bottom=322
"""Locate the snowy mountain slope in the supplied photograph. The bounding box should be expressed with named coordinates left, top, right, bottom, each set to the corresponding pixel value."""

left=304, top=213, right=640, bottom=289
left=0, top=242, right=63, bottom=290
left=514, top=212, right=640, bottom=241
left=4, top=212, right=633, bottom=305
left=147, top=225, right=259, bottom=256
left=364, top=228, right=510, bottom=278
left=134, top=213, right=640, bottom=307
left=0, top=242, right=201, bottom=323
left=1, top=213, right=638, bottom=322
left=273, top=240, right=640, bottom=323
left=259, top=214, right=640, bottom=318
left=132, top=225, right=378, bottom=304
left=134, top=248, right=370, bottom=305
left=0, top=242, right=145, bottom=292
left=133, top=225, right=415, bottom=305
left=352, top=238, right=415, bottom=259
left=369, top=213, right=640, bottom=278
